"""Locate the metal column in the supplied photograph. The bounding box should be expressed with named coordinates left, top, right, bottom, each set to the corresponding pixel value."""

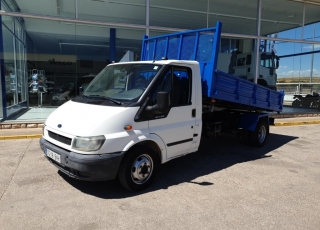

left=0, top=3, right=7, bottom=120
left=146, top=0, right=150, bottom=36
left=207, top=0, right=210, bottom=28
left=254, top=0, right=262, bottom=84
left=302, top=3, right=305, bottom=40
left=110, top=28, right=116, bottom=62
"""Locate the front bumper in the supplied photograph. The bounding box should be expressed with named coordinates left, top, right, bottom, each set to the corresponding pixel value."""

left=39, top=138, right=124, bottom=181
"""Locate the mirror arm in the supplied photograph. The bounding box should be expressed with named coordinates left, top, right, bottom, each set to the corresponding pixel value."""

left=79, top=86, right=84, bottom=94
left=146, top=104, right=158, bottom=111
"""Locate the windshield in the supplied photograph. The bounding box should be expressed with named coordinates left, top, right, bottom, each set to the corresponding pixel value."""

left=260, top=53, right=278, bottom=69
left=83, top=63, right=162, bottom=103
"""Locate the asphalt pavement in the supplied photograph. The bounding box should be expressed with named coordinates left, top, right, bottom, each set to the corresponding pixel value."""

left=0, top=125, right=320, bottom=229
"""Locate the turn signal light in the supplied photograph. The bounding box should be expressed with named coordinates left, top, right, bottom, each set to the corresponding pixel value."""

left=124, top=125, right=133, bottom=131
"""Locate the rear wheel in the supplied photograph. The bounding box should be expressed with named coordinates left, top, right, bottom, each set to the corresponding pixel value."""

left=250, top=120, right=268, bottom=147
left=118, top=146, right=159, bottom=191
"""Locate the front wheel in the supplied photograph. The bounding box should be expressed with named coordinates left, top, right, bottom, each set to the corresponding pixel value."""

left=118, top=147, right=159, bottom=191
left=250, top=120, right=268, bottom=147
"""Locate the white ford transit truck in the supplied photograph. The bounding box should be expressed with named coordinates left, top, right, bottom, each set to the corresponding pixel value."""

left=40, top=22, right=284, bottom=191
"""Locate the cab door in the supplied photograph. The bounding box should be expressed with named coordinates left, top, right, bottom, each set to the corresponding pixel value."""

left=148, top=64, right=196, bottom=160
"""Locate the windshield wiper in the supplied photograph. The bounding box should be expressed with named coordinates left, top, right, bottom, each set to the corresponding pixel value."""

left=79, top=94, right=89, bottom=102
left=86, top=95, right=122, bottom=105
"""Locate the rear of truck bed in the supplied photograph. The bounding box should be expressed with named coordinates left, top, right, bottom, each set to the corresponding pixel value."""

left=140, top=21, right=284, bottom=112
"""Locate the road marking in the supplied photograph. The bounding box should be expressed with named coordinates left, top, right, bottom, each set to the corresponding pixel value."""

left=274, top=121, right=320, bottom=126
left=0, top=134, right=42, bottom=140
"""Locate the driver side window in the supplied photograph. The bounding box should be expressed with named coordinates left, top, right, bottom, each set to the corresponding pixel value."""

left=150, top=66, right=192, bottom=107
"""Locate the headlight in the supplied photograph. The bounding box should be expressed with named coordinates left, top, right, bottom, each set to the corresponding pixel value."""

left=72, top=135, right=106, bottom=152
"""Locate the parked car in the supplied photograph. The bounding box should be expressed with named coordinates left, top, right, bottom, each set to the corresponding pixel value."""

left=79, top=74, right=96, bottom=91
left=45, top=81, right=55, bottom=94
left=51, top=75, right=96, bottom=105
left=51, top=85, right=72, bottom=106
left=68, top=74, right=96, bottom=97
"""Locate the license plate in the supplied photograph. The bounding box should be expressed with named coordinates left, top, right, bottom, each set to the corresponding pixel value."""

left=46, top=149, right=61, bottom=163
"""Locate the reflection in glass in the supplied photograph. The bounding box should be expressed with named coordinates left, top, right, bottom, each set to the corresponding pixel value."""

left=264, top=40, right=320, bottom=108
left=78, top=0, right=145, bottom=25
left=3, top=24, right=16, bottom=106
left=83, top=63, right=161, bottom=104
left=305, top=4, right=320, bottom=42
left=261, top=0, right=302, bottom=38
left=1, top=4, right=14, bottom=31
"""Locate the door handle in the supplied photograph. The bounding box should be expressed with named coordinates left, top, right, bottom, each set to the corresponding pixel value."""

left=192, top=109, right=196, bottom=117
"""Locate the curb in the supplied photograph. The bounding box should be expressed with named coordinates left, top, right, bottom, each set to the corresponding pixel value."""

left=0, top=134, right=42, bottom=140
left=273, top=120, right=320, bottom=126
left=0, top=123, right=44, bottom=129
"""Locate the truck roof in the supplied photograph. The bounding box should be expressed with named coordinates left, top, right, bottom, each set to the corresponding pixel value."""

left=110, top=60, right=199, bottom=66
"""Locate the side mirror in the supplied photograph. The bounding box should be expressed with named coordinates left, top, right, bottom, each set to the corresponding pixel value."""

left=146, top=91, right=169, bottom=112
left=79, top=86, right=84, bottom=94
left=276, top=60, right=279, bottom=69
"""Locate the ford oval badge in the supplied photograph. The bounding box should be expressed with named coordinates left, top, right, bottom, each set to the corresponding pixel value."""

left=58, top=124, right=62, bottom=128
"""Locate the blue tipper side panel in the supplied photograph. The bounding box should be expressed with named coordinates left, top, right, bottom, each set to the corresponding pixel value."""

left=140, top=21, right=284, bottom=112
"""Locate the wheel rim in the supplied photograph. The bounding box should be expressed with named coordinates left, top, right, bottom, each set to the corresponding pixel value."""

left=258, top=125, right=267, bottom=143
left=131, top=154, right=153, bottom=184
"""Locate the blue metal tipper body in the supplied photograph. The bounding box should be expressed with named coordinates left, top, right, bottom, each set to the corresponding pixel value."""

left=141, top=21, right=284, bottom=112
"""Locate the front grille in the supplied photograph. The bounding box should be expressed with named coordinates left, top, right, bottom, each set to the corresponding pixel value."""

left=48, top=131, right=72, bottom=145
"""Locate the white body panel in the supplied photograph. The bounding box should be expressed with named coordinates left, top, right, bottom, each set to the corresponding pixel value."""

left=44, top=101, right=154, bottom=155
left=190, top=64, right=202, bottom=153
left=148, top=63, right=201, bottom=160
left=149, top=106, right=195, bottom=159
left=45, top=101, right=141, bottom=137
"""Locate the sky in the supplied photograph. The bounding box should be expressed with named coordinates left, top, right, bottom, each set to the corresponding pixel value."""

left=270, top=22, right=320, bottom=79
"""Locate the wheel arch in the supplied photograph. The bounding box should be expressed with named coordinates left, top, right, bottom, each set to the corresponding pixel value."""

left=122, top=137, right=165, bottom=164
left=239, top=113, right=269, bottom=134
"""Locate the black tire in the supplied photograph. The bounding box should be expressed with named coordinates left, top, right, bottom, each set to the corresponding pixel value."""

left=118, top=146, right=159, bottom=191
left=250, top=120, right=268, bottom=147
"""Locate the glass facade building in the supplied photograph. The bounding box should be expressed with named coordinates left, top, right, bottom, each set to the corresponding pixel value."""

left=1, top=0, right=320, bottom=121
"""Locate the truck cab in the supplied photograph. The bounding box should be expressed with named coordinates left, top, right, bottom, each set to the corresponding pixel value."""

left=40, top=60, right=202, bottom=191
left=218, top=51, right=279, bottom=90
